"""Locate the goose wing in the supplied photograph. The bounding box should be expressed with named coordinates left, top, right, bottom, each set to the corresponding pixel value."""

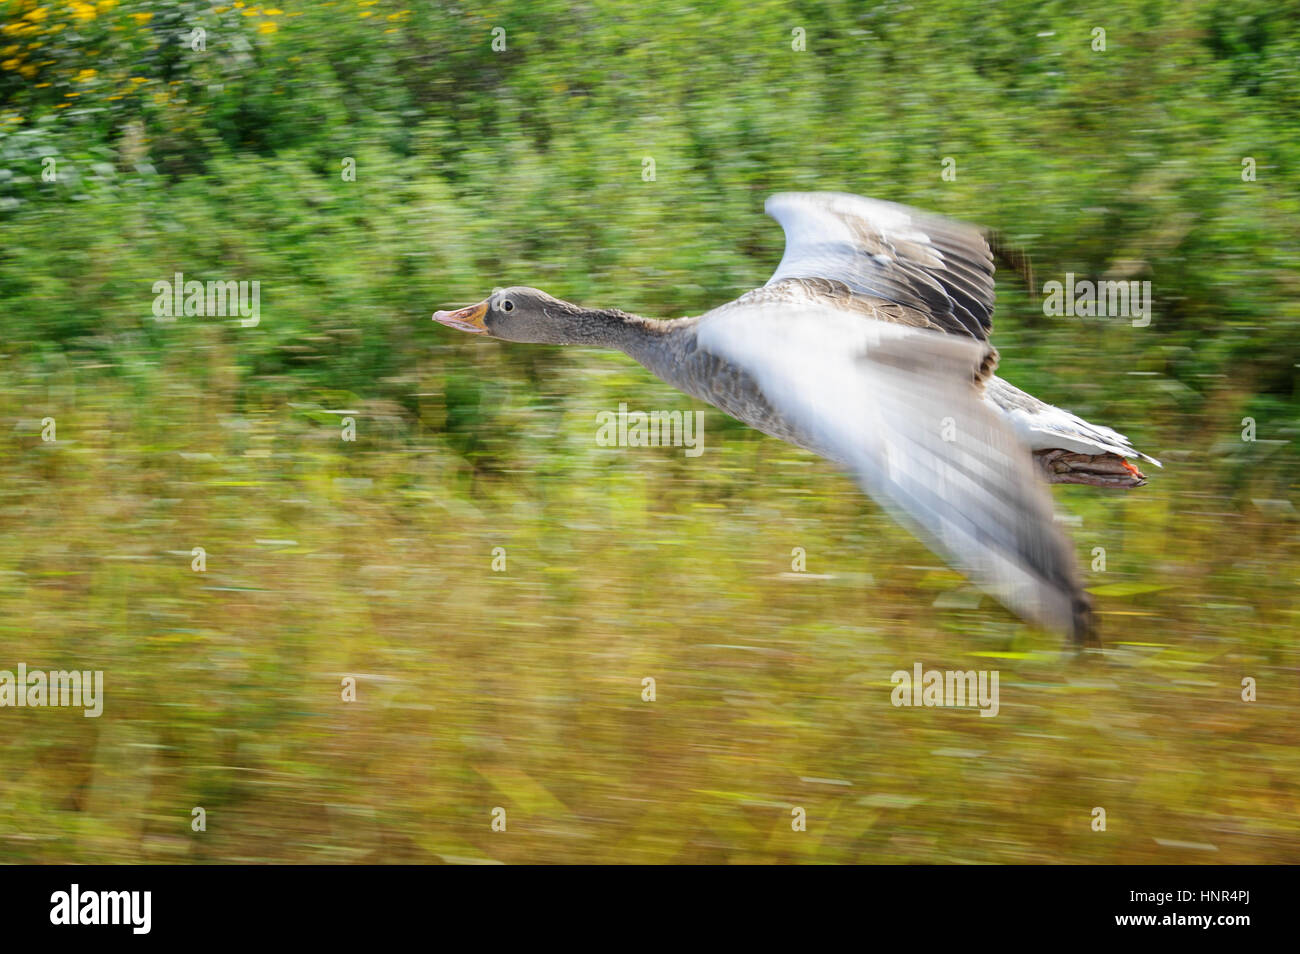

left=695, top=299, right=1091, bottom=642
left=763, top=192, right=997, bottom=341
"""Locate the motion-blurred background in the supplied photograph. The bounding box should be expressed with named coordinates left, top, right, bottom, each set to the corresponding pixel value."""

left=1, top=0, right=1297, bottom=863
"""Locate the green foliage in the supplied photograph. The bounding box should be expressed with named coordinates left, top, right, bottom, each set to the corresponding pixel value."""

left=1, top=0, right=1296, bottom=418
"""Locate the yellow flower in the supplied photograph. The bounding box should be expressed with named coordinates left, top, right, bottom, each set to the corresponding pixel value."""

left=265, top=7, right=283, bottom=13
left=76, top=68, right=97, bottom=82
left=71, top=1, right=97, bottom=21
left=131, top=12, right=152, bottom=24
left=258, top=21, right=277, bottom=34
left=23, top=6, right=49, bottom=21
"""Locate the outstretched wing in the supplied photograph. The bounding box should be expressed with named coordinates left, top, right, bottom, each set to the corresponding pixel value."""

left=695, top=299, right=1091, bottom=642
left=764, top=192, right=997, bottom=341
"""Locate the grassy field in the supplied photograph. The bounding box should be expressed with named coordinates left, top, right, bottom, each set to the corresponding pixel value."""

left=1, top=0, right=1298, bottom=863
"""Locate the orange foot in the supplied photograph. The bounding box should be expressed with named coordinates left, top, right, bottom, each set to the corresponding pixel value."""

left=1120, top=458, right=1143, bottom=478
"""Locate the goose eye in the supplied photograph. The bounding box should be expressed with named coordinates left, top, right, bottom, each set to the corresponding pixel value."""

left=501, top=299, right=514, bottom=312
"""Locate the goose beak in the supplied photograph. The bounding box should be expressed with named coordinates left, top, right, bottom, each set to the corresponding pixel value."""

left=432, top=299, right=489, bottom=334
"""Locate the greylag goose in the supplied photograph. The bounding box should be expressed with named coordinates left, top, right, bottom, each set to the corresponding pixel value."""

left=433, top=192, right=1159, bottom=644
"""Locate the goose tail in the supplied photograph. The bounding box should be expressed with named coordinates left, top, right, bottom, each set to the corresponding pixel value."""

left=984, top=376, right=1160, bottom=488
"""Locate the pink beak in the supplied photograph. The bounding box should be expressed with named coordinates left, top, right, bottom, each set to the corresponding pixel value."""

left=432, top=299, right=489, bottom=334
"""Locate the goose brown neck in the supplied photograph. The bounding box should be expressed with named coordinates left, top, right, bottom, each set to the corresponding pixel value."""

left=548, top=303, right=688, bottom=375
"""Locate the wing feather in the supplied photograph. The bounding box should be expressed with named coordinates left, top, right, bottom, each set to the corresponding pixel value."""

left=695, top=300, right=1091, bottom=641
left=764, top=192, right=997, bottom=341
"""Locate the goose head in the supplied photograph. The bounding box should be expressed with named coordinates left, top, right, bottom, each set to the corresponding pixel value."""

left=433, top=286, right=598, bottom=344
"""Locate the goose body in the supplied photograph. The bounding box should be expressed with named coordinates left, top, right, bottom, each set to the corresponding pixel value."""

left=433, top=191, right=1159, bottom=643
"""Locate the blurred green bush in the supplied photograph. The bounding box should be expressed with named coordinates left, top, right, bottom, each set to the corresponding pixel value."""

left=1, top=0, right=1297, bottom=441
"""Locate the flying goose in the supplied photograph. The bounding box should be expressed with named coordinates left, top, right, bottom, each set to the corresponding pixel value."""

left=433, top=192, right=1159, bottom=644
